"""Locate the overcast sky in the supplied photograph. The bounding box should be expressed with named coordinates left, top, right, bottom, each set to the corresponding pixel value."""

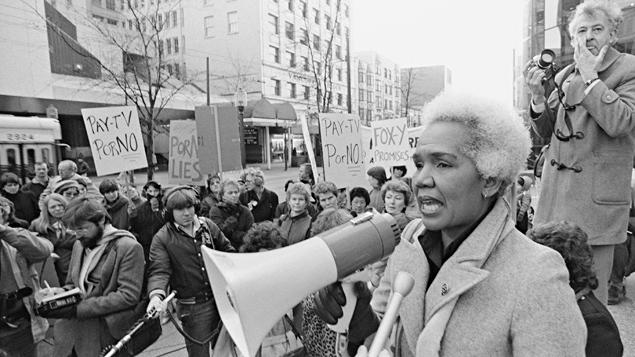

left=350, top=0, right=523, bottom=105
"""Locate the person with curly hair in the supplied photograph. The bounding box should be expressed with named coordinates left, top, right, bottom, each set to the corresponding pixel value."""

left=529, top=221, right=623, bottom=357
left=239, top=168, right=279, bottom=223
left=316, top=91, right=585, bottom=356
left=209, top=180, right=254, bottom=249
left=313, top=181, right=339, bottom=212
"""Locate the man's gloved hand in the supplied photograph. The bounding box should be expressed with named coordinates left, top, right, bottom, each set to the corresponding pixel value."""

left=313, top=282, right=346, bottom=325
left=38, top=304, right=77, bottom=319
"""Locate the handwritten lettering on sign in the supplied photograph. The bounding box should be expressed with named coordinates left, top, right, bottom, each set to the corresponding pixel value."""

left=318, top=113, right=366, bottom=188
left=81, top=106, right=148, bottom=176
left=168, top=120, right=204, bottom=185
left=371, top=118, right=411, bottom=168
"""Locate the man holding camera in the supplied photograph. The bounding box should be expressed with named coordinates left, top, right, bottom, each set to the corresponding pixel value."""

left=524, top=0, right=635, bottom=304
left=0, top=196, right=52, bottom=357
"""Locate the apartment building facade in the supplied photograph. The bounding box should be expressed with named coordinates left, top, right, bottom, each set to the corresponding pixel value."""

left=352, top=51, right=401, bottom=125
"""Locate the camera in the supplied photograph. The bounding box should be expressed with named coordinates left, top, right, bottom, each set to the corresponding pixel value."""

left=533, top=49, right=558, bottom=83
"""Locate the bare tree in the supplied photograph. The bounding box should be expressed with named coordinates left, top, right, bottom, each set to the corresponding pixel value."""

left=400, top=68, right=416, bottom=117
left=28, top=0, right=201, bottom=180
left=303, top=1, right=345, bottom=113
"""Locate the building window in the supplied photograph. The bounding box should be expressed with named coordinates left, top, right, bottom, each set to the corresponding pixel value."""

left=288, top=0, right=293, bottom=12
left=287, top=51, right=296, bottom=67
left=172, top=10, right=178, bottom=27
left=337, top=68, right=342, bottom=82
left=269, top=14, right=279, bottom=34
left=325, top=15, right=331, bottom=30
left=158, top=39, right=163, bottom=55
left=315, top=61, right=321, bottom=75
left=335, top=45, right=341, bottom=60
left=367, top=92, right=372, bottom=102
left=313, top=35, right=320, bottom=50
left=337, top=93, right=343, bottom=106
left=167, top=64, right=173, bottom=75
left=358, top=71, right=364, bottom=83
left=367, top=109, right=372, bottom=120
left=300, top=1, right=307, bottom=17
left=359, top=88, right=364, bottom=99
left=227, top=11, right=238, bottom=34
left=270, top=46, right=280, bottom=63
left=106, top=0, right=115, bottom=9
left=204, top=16, right=214, bottom=37
left=285, top=21, right=294, bottom=40
left=336, top=22, right=341, bottom=36
left=313, top=9, right=319, bottom=24
left=359, top=108, right=365, bottom=120
left=304, top=86, right=310, bottom=100
left=174, top=37, right=179, bottom=53
left=273, top=79, right=281, bottom=95
left=157, top=14, right=163, bottom=28
left=300, top=28, right=308, bottom=45
left=175, top=63, right=180, bottom=78
left=107, top=18, right=118, bottom=25
left=166, top=38, right=172, bottom=54
left=302, top=56, right=309, bottom=71
left=289, top=82, right=296, bottom=98
left=93, top=0, right=101, bottom=7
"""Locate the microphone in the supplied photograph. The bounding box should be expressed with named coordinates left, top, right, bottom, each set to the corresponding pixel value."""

left=368, top=271, right=415, bottom=357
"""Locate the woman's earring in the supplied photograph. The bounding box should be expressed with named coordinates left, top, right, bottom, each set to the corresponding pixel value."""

left=481, top=191, right=488, bottom=199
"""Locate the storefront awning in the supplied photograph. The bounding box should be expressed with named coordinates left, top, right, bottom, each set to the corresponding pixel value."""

left=242, top=98, right=297, bottom=127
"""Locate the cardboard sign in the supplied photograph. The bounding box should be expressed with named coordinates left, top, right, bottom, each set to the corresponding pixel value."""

left=81, top=106, right=148, bottom=176
left=318, top=113, right=366, bottom=188
left=361, top=123, right=425, bottom=177
left=168, top=120, right=204, bottom=185
left=301, top=113, right=318, bottom=182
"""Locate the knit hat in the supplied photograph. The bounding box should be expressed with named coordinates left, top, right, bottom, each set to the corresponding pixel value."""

left=53, top=179, right=82, bottom=195
left=366, top=166, right=388, bottom=184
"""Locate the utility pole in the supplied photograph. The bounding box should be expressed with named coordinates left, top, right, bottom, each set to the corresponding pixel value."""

left=206, top=57, right=210, bottom=106
left=346, top=32, right=352, bottom=114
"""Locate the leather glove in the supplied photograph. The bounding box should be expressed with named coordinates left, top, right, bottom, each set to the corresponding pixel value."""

left=313, top=282, right=346, bottom=325
left=347, top=282, right=380, bottom=356
left=38, top=304, right=77, bottom=319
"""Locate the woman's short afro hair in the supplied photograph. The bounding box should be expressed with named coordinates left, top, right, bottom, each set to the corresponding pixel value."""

left=421, top=90, right=531, bottom=195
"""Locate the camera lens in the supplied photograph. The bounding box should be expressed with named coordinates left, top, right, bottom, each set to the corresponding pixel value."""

left=538, top=49, right=555, bottom=69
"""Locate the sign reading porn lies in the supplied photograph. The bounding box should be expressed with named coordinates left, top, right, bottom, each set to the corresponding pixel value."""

left=81, top=106, right=148, bottom=176
left=318, top=113, right=366, bottom=188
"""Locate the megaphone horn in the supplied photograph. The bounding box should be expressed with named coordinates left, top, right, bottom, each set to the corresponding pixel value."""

left=202, top=212, right=400, bottom=357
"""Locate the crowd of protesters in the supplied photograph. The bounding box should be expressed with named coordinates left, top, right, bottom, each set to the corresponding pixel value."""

left=2, top=1, right=635, bottom=355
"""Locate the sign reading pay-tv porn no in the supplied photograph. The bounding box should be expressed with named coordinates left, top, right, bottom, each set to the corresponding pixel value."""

left=319, top=113, right=366, bottom=188
left=168, top=120, right=204, bottom=185
left=81, top=106, right=148, bottom=176
left=371, top=118, right=411, bottom=170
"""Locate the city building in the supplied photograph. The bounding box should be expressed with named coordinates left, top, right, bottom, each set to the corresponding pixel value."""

left=352, top=51, right=401, bottom=125
left=399, top=65, right=451, bottom=126
left=513, top=0, right=635, bottom=159
left=0, top=0, right=225, bottom=170
left=155, top=0, right=353, bottom=165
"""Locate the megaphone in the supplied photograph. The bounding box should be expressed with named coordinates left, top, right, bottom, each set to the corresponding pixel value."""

left=201, top=212, right=400, bottom=357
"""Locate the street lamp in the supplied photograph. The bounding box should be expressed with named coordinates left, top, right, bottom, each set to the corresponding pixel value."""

left=234, top=87, right=247, bottom=168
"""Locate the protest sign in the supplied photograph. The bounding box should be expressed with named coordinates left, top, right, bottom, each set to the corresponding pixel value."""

left=360, top=122, right=424, bottom=177
left=319, top=113, right=366, bottom=188
left=168, top=120, right=204, bottom=185
left=81, top=106, right=148, bottom=176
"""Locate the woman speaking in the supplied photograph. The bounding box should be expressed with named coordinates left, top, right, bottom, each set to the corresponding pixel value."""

left=315, top=91, right=587, bottom=356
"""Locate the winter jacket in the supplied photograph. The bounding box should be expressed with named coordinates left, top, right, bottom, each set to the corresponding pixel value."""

left=130, top=198, right=165, bottom=262
left=53, top=227, right=144, bottom=357
left=105, top=194, right=130, bottom=230
left=277, top=210, right=312, bottom=245
left=2, top=190, right=39, bottom=224
left=239, top=188, right=279, bottom=223
left=209, top=201, right=254, bottom=249
left=29, top=220, right=76, bottom=284
left=147, top=217, right=235, bottom=300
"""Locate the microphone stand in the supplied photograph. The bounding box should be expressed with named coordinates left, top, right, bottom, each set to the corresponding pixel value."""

left=103, top=291, right=177, bottom=357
